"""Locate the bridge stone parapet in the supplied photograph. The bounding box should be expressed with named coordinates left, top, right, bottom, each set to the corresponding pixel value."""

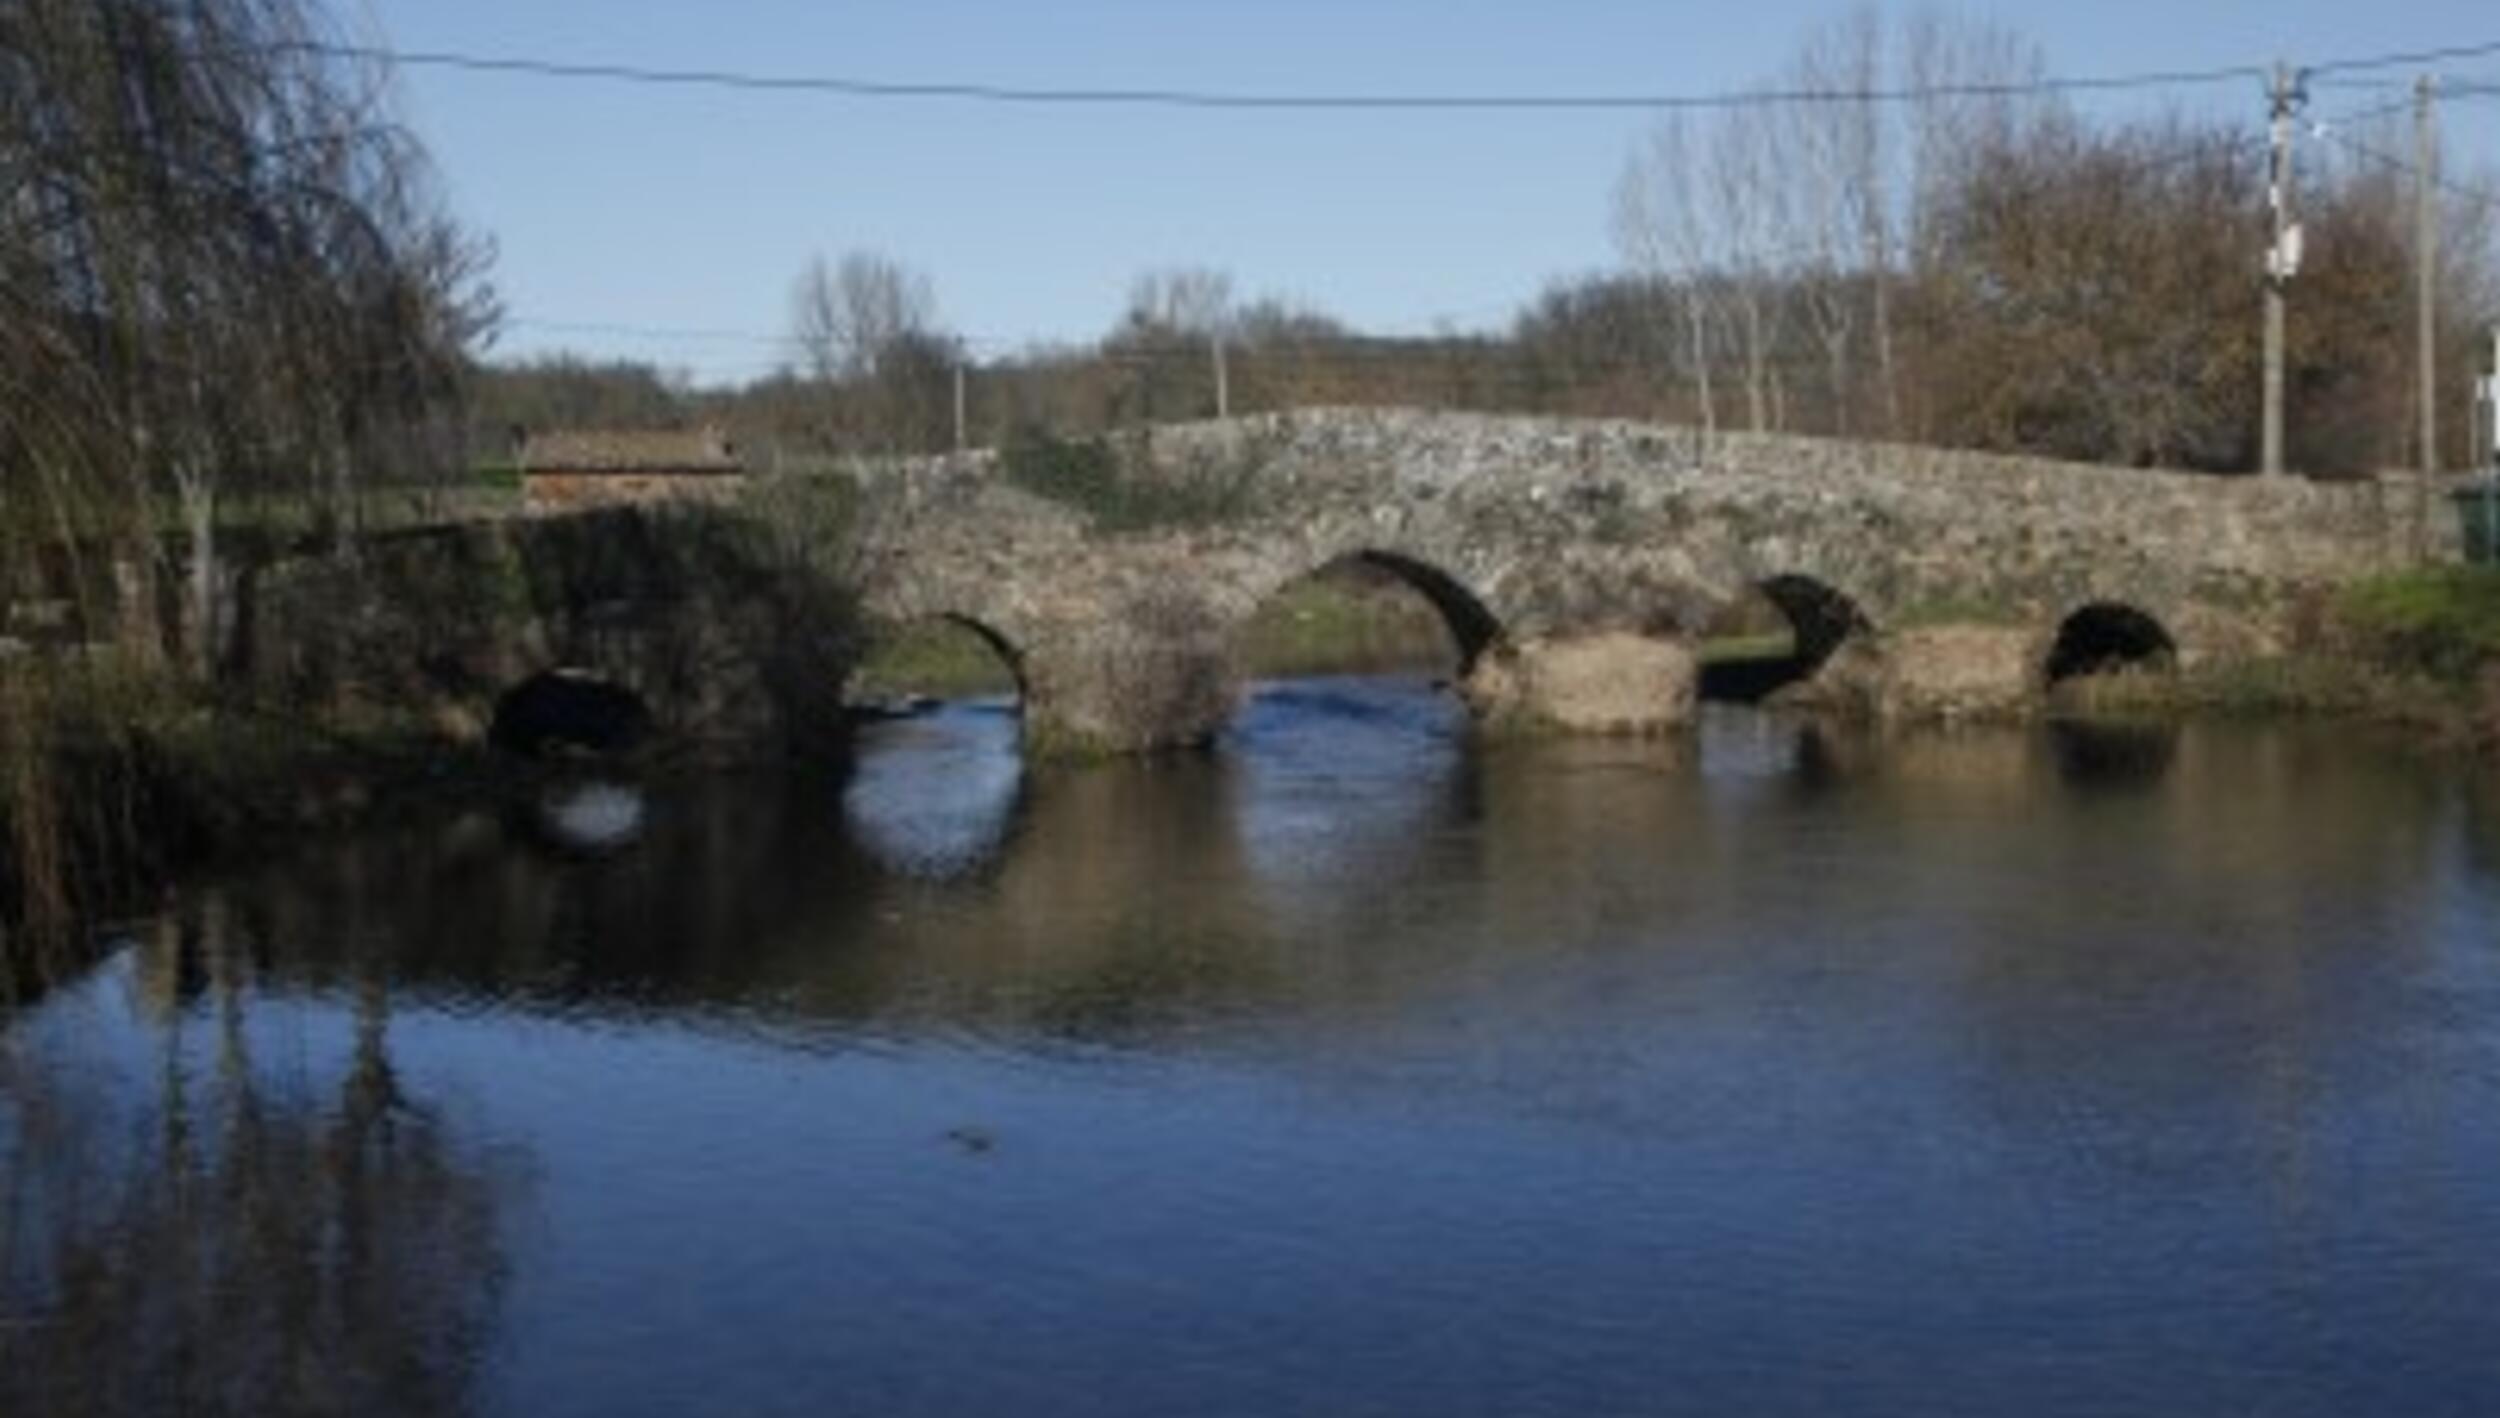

left=855, top=408, right=2440, bottom=751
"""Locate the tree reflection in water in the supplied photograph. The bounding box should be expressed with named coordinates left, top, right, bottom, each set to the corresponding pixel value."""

left=0, top=896, right=523, bottom=1418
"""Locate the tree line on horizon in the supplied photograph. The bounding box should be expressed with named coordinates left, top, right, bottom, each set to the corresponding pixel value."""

left=476, top=10, right=2500, bottom=480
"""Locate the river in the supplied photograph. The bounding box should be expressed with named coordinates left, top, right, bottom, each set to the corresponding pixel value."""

left=6, top=677, right=2500, bottom=1416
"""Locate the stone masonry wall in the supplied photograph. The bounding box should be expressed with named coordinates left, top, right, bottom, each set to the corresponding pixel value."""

left=851, top=409, right=2434, bottom=749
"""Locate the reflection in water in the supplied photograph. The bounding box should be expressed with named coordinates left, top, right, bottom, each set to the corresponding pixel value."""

left=6, top=681, right=2500, bottom=1418
left=2047, top=715, right=2181, bottom=789
left=842, top=699, right=1025, bottom=878
left=1225, top=676, right=1473, bottom=924
left=1, top=901, right=523, bottom=1418
left=526, top=778, right=649, bottom=856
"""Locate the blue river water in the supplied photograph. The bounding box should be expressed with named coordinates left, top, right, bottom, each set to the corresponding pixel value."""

left=6, top=677, right=2500, bottom=1416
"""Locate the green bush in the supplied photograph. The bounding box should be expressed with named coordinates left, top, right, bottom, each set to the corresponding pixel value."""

left=2336, top=568, right=2500, bottom=681
left=1000, top=425, right=1261, bottom=532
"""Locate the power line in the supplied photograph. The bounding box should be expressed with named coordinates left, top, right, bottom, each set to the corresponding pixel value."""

left=2313, top=128, right=2500, bottom=210
left=2317, top=94, right=2423, bottom=128
left=272, top=35, right=2500, bottom=113
left=2308, top=38, right=2500, bottom=77
left=283, top=38, right=2273, bottom=112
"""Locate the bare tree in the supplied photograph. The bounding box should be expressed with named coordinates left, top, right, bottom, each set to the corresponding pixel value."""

left=1614, top=114, right=1721, bottom=435
left=1705, top=105, right=1790, bottom=433
left=1779, top=12, right=1889, bottom=436
left=791, top=250, right=937, bottom=384
left=1123, top=267, right=1236, bottom=338
left=788, top=250, right=954, bottom=453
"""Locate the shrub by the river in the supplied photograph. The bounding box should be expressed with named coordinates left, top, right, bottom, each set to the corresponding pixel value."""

left=2083, top=568, right=2500, bottom=734
left=2336, top=568, right=2500, bottom=683
left=0, top=663, right=500, bottom=1006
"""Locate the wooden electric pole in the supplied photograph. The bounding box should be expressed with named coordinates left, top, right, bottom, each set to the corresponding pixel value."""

left=1212, top=332, right=1231, bottom=421
left=2415, top=74, right=2440, bottom=557
left=2477, top=326, right=2500, bottom=563
left=2417, top=75, right=2441, bottom=474
left=2263, top=61, right=2303, bottom=478
left=953, top=361, right=967, bottom=453
left=2488, top=326, right=2500, bottom=472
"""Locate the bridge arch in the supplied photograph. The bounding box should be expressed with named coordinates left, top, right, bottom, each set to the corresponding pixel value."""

left=490, top=669, right=653, bottom=756
left=1245, top=547, right=1510, bottom=680
left=1344, top=549, right=1504, bottom=674
left=849, top=610, right=1031, bottom=710
left=1700, top=572, right=1878, bottom=704
left=2046, top=601, right=2178, bottom=685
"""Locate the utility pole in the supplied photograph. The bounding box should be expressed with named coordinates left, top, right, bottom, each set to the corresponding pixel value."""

left=2263, top=61, right=2304, bottom=478
left=2486, top=326, right=2500, bottom=471
left=2416, top=74, right=2441, bottom=476
left=952, top=361, right=967, bottom=453
left=2415, top=74, right=2441, bottom=557
left=2480, top=326, right=2499, bottom=563
left=1212, top=331, right=1231, bottom=421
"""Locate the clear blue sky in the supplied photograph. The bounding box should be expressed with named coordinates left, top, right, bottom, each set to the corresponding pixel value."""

left=360, top=0, right=2500, bottom=383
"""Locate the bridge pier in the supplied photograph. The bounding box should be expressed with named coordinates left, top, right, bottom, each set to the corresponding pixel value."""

left=1855, top=625, right=2041, bottom=721
left=1464, top=630, right=1698, bottom=736
left=1021, top=628, right=1238, bottom=757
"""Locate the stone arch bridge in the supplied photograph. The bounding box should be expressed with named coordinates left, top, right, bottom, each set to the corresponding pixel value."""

left=852, top=409, right=2437, bottom=752
left=50, top=409, right=2427, bottom=759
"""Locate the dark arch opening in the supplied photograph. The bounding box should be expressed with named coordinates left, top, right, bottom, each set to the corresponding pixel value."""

left=2046, top=603, right=2176, bottom=685
left=1350, top=550, right=1504, bottom=675
left=491, top=670, right=651, bottom=757
left=849, top=613, right=1027, bottom=718
left=1239, top=550, right=1503, bottom=683
left=1700, top=575, right=1873, bottom=704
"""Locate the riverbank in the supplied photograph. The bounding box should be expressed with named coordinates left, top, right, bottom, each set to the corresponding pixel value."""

left=2045, top=568, right=2500, bottom=743
left=0, top=668, right=507, bottom=999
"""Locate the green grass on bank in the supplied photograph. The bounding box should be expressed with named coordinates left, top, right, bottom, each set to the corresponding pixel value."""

left=849, top=622, right=1020, bottom=700
left=2044, top=568, right=2500, bottom=735
left=2338, top=567, right=2500, bottom=682
left=2, top=665, right=499, bottom=999
left=1235, top=576, right=1452, bottom=680
left=1698, top=632, right=1798, bottom=666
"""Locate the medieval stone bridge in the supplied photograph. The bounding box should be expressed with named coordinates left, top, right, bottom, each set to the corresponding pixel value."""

left=25, top=408, right=2433, bottom=760
left=851, top=408, right=2440, bottom=752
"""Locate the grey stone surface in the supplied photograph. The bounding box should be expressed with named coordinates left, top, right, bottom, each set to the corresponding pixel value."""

left=855, top=409, right=2437, bottom=748
left=181, top=408, right=2451, bottom=758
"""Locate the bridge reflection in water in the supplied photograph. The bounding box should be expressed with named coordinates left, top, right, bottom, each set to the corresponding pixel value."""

left=7, top=680, right=2500, bottom=1417
left=129, top=679, right=2481, bottom=1046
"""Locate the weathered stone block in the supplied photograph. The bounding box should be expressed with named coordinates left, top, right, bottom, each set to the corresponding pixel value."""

left=1023, top=637, right=1237, bottom=756
left=1467, top=631, right=1697, bottom=735
left=1873, top=626, right=2040, bottom=721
